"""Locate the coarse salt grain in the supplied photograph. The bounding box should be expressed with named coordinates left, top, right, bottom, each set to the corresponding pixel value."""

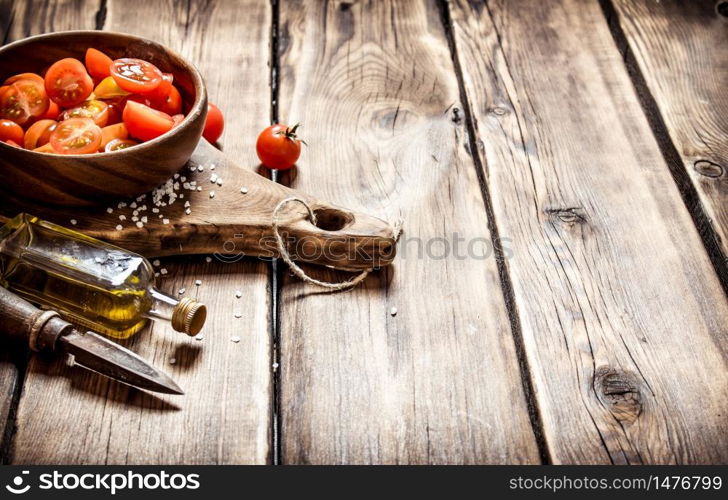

left=184, top=201, right=190, bottom=207
left=160, top=268, right=168, bottom=275
left=205, top=256, right=212, bottom=263
left=163, top=219, right=170, bottom=224
left=106, top=207, right=113, bottom=214
left=209, top=191, right=215, bottom=198
left=135, top=221, right=144, bottom=228
left=178, top=288, right=186, bottom=295
left=115, top=224, right=123, bottom=231
left=197, top=165, right=204, bottom=172
left=240, top=187, right=248, bottom=194
left=230, top=336, right=241, bottom=343
left=70, top=219, right=77, bottom=225
left=185, top=208, right=192, bottom=215
left=234, top=312, right=242, bottom=318
left=235, top=290, right=242, bottom=298
left=152, top=259, right=160, bottom=267
left=216, top=178, right=223, bottom=186
left=390, top=307, right=398, bottom=316
left=141, top=216, right=148, bottom=223
left=210, top=174, right=218, bottom=183
left=197, top=186, right=202, bottom=191
left=195, top=280, right=202, bottom=286
left=119, top=215, right=126, bottom=221
left=130, top=202, right=137, bottom=209
left=152, top=208, right=159, bottom=213
left=195, top=333, right=204, bottom=341
left=169, top=357, right=176, bottom=365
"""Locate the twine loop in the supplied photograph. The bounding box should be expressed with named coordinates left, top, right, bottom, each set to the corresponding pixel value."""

left=271, top=197, right=402, bottom=290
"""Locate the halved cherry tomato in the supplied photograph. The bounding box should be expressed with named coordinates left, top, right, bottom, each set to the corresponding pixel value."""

left=105, top=99, right=125, bottom=125
left=0, top=79, right=50, bottom=125
left=203, top=103, right=224, bottom=143
left=4, top=72, right=44, bottom=86
left=60, top=99, right=109, bottom=127
left=44, top=58, right=93, bottom=107
left=255, top=123, right=304, bottom=170
left=0, top=119, right=24, bottom=144
left=99, top=122, right=128, bottom=150
left=122, top=100, right=174, bottom=141
left=110, top=58, right=162, bottom=93
left=23, top=119, right=57, bottom=149
left=93, top=76, right=130, bottom=99
left=105, top=138, right=139, bottom=152
left=85, top=48, right=114, bottom=81
left=49, top=117, right=102, bottom=154
left=5, top=139, right=21, bottom=147
left=40, top=100, right=60, bottom=120
left=33, top=142, right=55, bottom=153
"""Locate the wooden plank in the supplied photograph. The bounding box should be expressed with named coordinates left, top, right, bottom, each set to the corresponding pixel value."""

left=608, top=0, right=728, bottom=272
left=277, top=0, right=540, bottom=464
left=8, top=0, right=272, bottom=463
left=448, top=0, right=728, bottom=464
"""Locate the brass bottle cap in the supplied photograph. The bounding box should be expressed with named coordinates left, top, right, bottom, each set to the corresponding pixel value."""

left=172, top=297, right=207, bottom=336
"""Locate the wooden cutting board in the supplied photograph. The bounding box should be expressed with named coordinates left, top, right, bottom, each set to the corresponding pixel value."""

left=0, top=140, right=396, bottom=270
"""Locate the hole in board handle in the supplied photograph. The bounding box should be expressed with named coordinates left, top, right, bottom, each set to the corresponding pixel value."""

left=312, top=207, right=354, bottom=231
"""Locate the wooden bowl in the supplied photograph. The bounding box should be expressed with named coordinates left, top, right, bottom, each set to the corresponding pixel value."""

left=0, top=31, right=207, bottom=206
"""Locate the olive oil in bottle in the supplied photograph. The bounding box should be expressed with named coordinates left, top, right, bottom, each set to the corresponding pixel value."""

left=0, top=214, right=206, bottom=339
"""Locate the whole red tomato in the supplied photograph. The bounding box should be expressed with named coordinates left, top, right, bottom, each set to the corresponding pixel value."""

left=203, top=103, right=224, bottom=143
left=256, top=123, right=305, bottom=170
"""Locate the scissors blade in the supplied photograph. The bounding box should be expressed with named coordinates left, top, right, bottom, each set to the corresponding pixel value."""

left=59, top=329, right=184, bottom=395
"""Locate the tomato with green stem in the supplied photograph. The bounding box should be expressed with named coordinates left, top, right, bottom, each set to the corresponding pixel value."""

left=256, top=123, right=305, bottom=170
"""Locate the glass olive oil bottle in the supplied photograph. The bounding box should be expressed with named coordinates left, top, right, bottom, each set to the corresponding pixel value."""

left=0, top=214, right=206, bottom=339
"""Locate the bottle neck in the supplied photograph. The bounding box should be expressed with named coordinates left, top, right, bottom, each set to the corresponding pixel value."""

left=145, top=287, right=179, bottom=323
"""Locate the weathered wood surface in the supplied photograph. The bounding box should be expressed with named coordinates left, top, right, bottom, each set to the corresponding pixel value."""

left=276, top=0, right=540, bottom=464
left=609, top=0, right=728, bottom=269
left=448, top=0, right=728, bottom=463
left=4, top=0, right=272, bottom=464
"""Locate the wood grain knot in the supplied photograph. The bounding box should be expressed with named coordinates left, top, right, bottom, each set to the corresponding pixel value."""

left=595, top=367, right=643, bottom=425
left=488, top=106, right=508, bottom=116
left=545, top=207, right=588, bottom=225
left=694, top=160, right=724, bottom=178
left=339, top=1, right=353, bottom=12
left=716, top=1, right=728, bottom=18
left=451, top=106, right=463, bottom=125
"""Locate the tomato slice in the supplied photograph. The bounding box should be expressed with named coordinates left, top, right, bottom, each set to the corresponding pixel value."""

left=23, top=119, right=57, bottom=149
left=4, top=72, right=44, bottom=86
left=40, top=100, right=60, bottom=120
left=85, top=48, right=114, bottom=81
left=105, top=138, right=139, bottom=152
left=110, top=58, right=163, bottom=93
left=5, top=139, right=21, bottom=148
left=105, top=99, right=125, bottom=125
left=60, top=99, right=109, bottom=127
left=0, top=119, right=24, bottom=144
left=33, top=142, right=55, bottom=153
left=44, top=58, right=94, bottom=107
left=122, top=100, right=174, bottom=141
left=49, top=117, right=102, bottom=154
left=99, top=122, right=128, bottom=150
left=93, top=76, right=130, bottom=99
left=0, top=79, right=50, bottom=125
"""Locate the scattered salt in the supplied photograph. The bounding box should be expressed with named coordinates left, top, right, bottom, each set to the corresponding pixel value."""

left=216, top=178, right=223, bottom=186
left=162, top=218, right=170, bottom=224
left=135, top=221, right=143, bottom=228
left=185, top=208, right=192, bottom=215
left=119, top=215, right=126, bottom=221
left=197, top=165, right=204, bottom=172
left=115, top=224, right=123, bottom=231
left=178, top=288, right=186, bottom=295
left=160, top=268, right=168, bottom=275
left=234, top=312, right=242, bottom=318
left=141, top=216, right=148, bottom=223
left=205, top=256, right=212, bottom=263
left=106, top=207, right=113, bottom=214
left=195, top=333, right=204, bottom=341
left=184, top=201, right=190, bottom=208
left=152, top=259, right=160, bottom=267
left=240, top=187, right=248, bottom=194
left=195, top=280, right=202, bottom=286
left=169, top=357, right=176, bottom=365
left=235, top=290, right=242, bottom=298
left=210, top=174, right=218, bottom=183
left=390, top=307, right=398, bottom=316
left=230, top=336, right=241, bottom=343
left=70, top=219, right=77, bottom=225
left=209, top=191, right=215, bottom=199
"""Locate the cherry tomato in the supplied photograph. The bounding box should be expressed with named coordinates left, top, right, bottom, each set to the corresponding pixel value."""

left=40, top=100, right=60, bottom=120
left=5, top=139, right=21, bottom=148
left=23, top=119, right=57, bottom=149
left=105, top=100, right=125, bottom=125
left=122, top=100, right=174, bottom=141
left=44, top=58, right=93, bottom=108
left=93, top=76, right=130, bottom=99
left=60, top=99, right=109, bottom=127
left=202, top=103, right=224, bottom=143
left=49, top=117, right=102, bottom=154
left=110, top=58, right=163, bottom=93
left=0, top=119, right=24, bottom=144
left=105, top=138, right=139, bottom=152
left=255, top=123, right=304, bottom=170
left=33, top=142, right=55, bottom=153
left=100, top=122, right=128, bottom=150
left=0, top=79, right=50, bottom=125
left=85, top=48, right=114, bottom=81
left=4, top=72, right=44, bottom=86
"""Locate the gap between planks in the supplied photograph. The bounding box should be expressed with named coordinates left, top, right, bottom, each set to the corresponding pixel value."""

left=598, top=0, right=728, bottom=297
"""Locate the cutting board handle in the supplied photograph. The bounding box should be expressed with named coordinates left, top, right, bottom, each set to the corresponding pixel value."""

left=0, top=140, right=398, bottom=271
